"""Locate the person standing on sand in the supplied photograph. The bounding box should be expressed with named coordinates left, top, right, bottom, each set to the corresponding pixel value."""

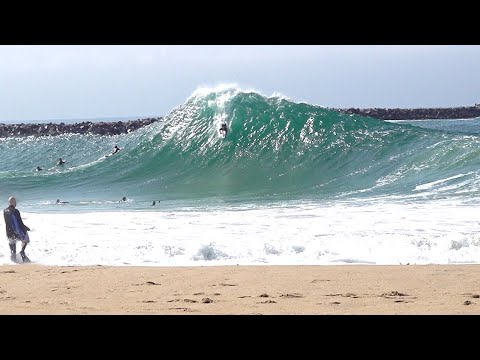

left=3, top=197, right=31, bottom=263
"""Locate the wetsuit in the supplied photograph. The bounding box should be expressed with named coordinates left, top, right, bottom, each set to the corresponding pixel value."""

left=220, top=124, right=228, bottom=137
left=4, top=205, right=30, bottom=261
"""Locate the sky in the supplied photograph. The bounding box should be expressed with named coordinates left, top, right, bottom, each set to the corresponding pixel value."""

left=0, top=45, right=479, bottom=123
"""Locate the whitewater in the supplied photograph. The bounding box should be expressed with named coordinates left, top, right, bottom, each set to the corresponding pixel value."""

left=1, top=85, right=480, bottom=266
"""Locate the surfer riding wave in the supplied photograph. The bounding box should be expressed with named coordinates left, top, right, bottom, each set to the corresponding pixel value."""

left=219, top=122, right=228, bottom=138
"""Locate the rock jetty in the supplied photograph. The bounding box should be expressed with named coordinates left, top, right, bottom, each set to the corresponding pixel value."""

left=337, top=106, right=480, bottom=120
left=0, top=117, right=161, bottom=138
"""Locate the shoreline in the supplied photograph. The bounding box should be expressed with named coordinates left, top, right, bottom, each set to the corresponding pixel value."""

left=0, top=264, right=479, bottom=314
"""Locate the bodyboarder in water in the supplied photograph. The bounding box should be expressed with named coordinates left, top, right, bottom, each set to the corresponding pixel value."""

left=112, top=145, right=121, bottom=154
left=105, top=145, right=121, bottom=158
left=219, top=123, right=228, bottom=138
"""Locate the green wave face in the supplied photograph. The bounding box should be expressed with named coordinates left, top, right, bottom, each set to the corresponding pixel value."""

left=2, top=89, right=480, bottom=204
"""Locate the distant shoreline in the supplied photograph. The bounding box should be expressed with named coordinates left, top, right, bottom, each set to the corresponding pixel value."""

left=336, top=106, right=480, bottom=120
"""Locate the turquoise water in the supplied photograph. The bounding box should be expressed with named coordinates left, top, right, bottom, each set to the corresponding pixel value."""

left=2, top=87, right=480, bottom=266
left=1, top=89, right=480, bottom=213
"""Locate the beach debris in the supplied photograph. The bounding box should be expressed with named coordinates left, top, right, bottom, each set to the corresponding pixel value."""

left=145, top=281, right=161, bottom=285
left=202, top=297, right=213, bottom=303
left=331, top=301, right=341, bottom=305
left=184, top=299, right=198, bottom=303
left=463, top=300, right=473, bottom=305
left=193, top=292, right=205, bottom=295
left=380, top=291, right=408, bottom=298
left=472, top=294, right=480, bottom=298
left=280, top=293, right=303, bottom=298
left=220, top=283, right=237, bottom=287
left=326, top=293, right=358, bottom=298
left=258, top=300, right=276, bottom=304
left=60, top=270, right=76, bottom=274
left=258, top=293, right=270, bottom=298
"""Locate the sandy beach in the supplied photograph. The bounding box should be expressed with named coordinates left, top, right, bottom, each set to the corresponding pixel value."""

left=0, top=264, right=479, bottom=314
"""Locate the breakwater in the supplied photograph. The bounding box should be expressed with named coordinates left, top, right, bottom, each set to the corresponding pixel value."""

left=2, top=105, right=480, bottom=138
left=0, top=117, right=161, bottom=138
left=337, top=106, right=480, bottom=120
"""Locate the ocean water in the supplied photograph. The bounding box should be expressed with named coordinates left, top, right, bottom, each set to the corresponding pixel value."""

left=1, top=86, right=480, bottom=266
